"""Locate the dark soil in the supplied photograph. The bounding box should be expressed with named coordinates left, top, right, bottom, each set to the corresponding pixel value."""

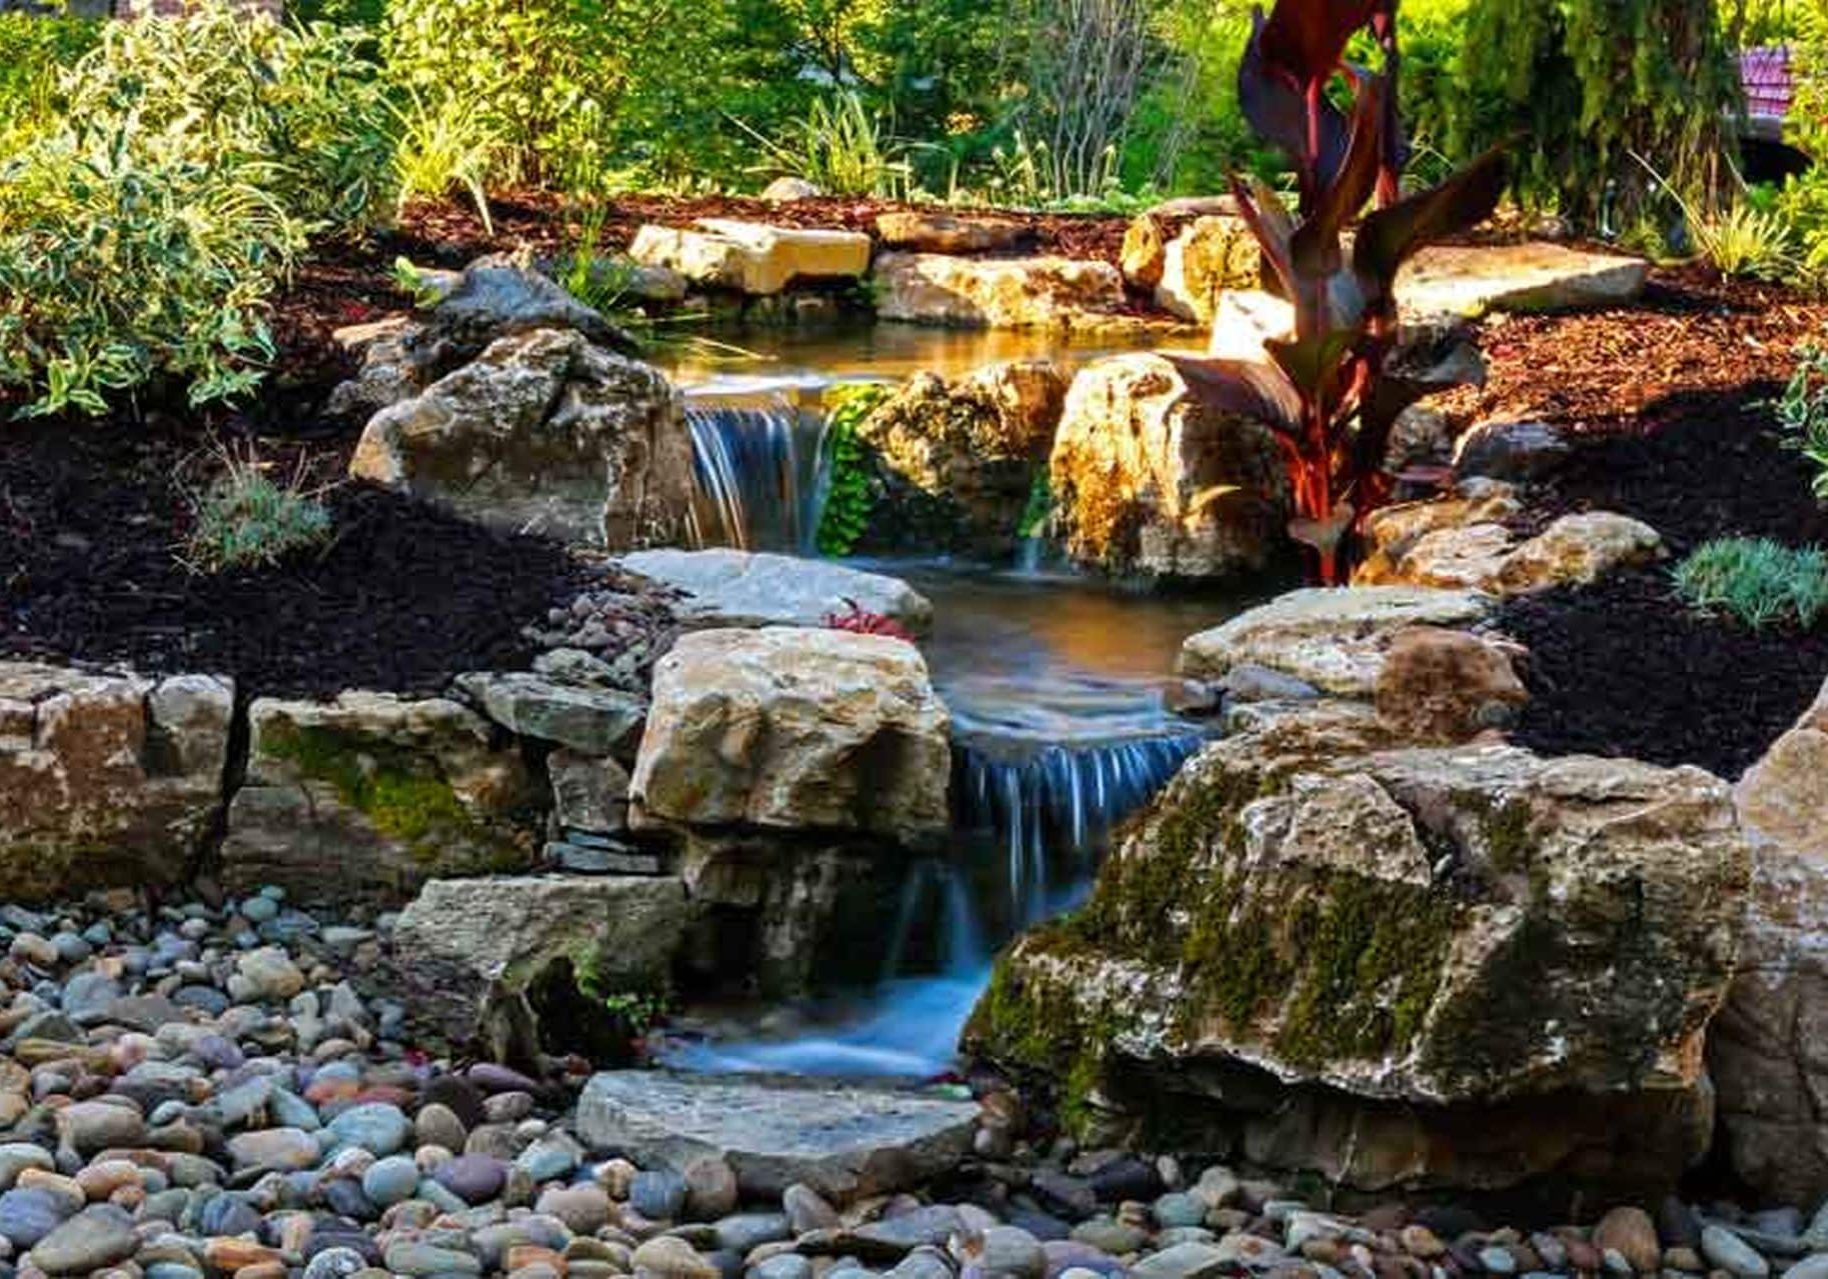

left=1465, top=265, right=1828, bottom=776
left=1496, top=569, right=1828, bottom=777
left=0, top=416, right=581, bottom=699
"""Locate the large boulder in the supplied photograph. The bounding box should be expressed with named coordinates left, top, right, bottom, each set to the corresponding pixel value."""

left=1709, top=679, right=1828, bottom=1207
left=1154, top=216, right=1260, bottom=324
left=617, top=549, right=932, bottom=633
left=871, top=252, right=1128, bottom=331
left=629, top=221, right=872, bottom=296
left=1399, top=243, right=1651, bottom=319
left=388, top=875, right=689, bottom=1066
left=630, top=627, right=950, bottom=841
left=853, top=360, right=1067, bottom=557
left=1049, top=353, right=1287, bottom=580
left=966, top=707, right=1749, bottom=1195
left=349, top=328, right=695, bottom=547
left=875, top=211, right=1027, bottom=254
left=577, top=1072, right=980, bottom=1203
left=0, top=664, right=232, bottom=901
left=1179, top=586, right=1494, bottom=696
left=221, top=693, right=541, bottom=907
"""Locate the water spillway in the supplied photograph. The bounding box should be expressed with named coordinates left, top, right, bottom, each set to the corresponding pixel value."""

left=684, top=397, right=831, bottom=554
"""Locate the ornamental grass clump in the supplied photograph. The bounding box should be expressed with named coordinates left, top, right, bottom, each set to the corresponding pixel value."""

left=1674, top=537, right=1828, bottom=631
left=1168, top=0, right=1506, bottom=583
left=1778, top=346, right=1828, bottom=501
left=183, top=451, right=334, bottom=574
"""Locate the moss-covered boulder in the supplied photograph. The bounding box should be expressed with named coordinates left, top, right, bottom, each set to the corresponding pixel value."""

left=965, top=705, right=1749, bottom=1194
left=221, top=692, right=542, bottom=908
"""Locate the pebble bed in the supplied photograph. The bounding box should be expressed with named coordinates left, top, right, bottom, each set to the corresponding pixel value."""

left=0, top=889, right=1823, bottom=1279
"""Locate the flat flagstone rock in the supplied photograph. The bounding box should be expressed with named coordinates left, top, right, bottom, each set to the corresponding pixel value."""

left=1399, top=243, right=1651, bottom=318
left=1179, top=586, right=1493, bottom=696
left=576, top=1072, right=979, bottom=1203
left=617, top=548, right=932, bottom=632
left=629, top=221, right=871, bottom=296
left=871, top=252, right=1131, bottom=331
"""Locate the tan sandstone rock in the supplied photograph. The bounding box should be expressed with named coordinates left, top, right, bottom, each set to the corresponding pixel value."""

left=1049, top=353, right=1287, bottom=579
left=875, top=211, right=1026, bottom=254
left=967, top=708, right=1749, bottom=1194
left=1180, top=586, right=1494, bottom=696
left=1120, top=214, right=1167, bottom=290
left=630, top=627, right=951, bottom=841
left=1154, top=216, right=1261, bottom=325
left=1374, top=626, right=1528, bottom=744
left=221, top=693, right=541, bottom=907
left=349, top=328, right=695, bottom=547
left=629, top=221, right=871, bottom=296
left=1399, top=242, right=1652, bottom=319
left=0, top=665, right=233, bottom=902
left=871, top=252, right=1128, bottom=330
left=1709, top=679, right=1828, bottom=1207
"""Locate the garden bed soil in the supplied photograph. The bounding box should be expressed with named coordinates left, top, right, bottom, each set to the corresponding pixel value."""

left=0, top=416, right=585, bottom=699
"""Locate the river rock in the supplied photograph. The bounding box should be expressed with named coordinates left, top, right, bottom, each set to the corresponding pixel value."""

left=221, top=692, right=539, bottom=908
left=966, top=705, right=1748, bottom=1194
left=0, top=664, right=232, bottom=902
left=1049, top=353, right=1286, bottom=580
left=872, top=253, right=1128, bottom=331
left=618, top=549, right=932, bottom=633
left=1710, top=677, right=1828, bottom=1206
left=1179, top=586, right=1493, bottom=696
left=876, top=212, right=1026, bottom=254
left=1398, top=242, right=1651, bottom=319
left=389, top=873, right=688, bottom=1064
left=27, top=1203, right=137, bottom=1275
left=576, top=1072, right=979, bottom=1203
left=1154, top=217, right=1260, bottom=325
left=631, top=627, right=950, bottom=840
left=854, top=361, right=1067, bottom=557
left=350, top=327, right=695, bottom=547
left=630, top=221, right=871, bottom=296
left=1593, top=1207, right=1662, bottom=1275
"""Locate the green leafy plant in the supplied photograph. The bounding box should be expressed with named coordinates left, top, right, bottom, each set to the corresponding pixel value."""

left=1674, top=537, right=1828, bottom=630
left=816, top=383, right=891, bottom=557
left=1169, top=0, right=1505, bottom=582
left=0, top=13, right=99, bottom=140
left=739, top=90, right=917, bottom=199
left=1779, top=346, right=1828, bottom=500
left=390, top=257, right=448, bottom=309
left=1017, top=470, right=1051, bottom=540
left=0, top=3, right=391, bottom=415
left=182, top=448, right=334, bottom=574
left=389, top=88, right=500, bottom=232
left=1632, top=152, right=1796, bottom=280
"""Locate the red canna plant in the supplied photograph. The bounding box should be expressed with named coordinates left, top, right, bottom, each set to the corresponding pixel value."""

left=1169, top=0, right=1508, bottom=584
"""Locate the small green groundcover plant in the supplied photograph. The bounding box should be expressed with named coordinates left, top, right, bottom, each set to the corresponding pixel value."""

left=182, top=450, right=334, bottom=574
left=1674, top=537, right=1828, bottom=631
left=815, top=384, right=890, bottom=558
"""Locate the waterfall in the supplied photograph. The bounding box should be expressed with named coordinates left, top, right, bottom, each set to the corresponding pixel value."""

left=685, top=397, right=831, bottom=554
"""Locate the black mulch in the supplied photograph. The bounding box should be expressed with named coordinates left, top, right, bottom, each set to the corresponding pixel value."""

left=0, top=417, right=581, bottom=699
left=1497, top=568, right=1828, bottom=778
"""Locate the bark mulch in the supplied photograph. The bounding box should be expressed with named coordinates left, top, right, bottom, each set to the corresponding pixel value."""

left=1477, top=266, right=1828, bottom=776
left=0, top=415, right=581, bottom=699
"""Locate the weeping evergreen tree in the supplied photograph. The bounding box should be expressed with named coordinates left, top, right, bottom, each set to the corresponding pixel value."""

left=1456, top=0, right=1740, bottom=230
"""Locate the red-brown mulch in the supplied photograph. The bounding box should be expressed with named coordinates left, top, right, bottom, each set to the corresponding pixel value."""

left=1469, top=266, right=1828, bottom=776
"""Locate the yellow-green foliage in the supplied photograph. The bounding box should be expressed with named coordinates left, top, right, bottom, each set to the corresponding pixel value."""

left=262, top=720, right=479, bottom=851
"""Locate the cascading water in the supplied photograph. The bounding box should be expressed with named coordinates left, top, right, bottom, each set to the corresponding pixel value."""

left=685, top=397, right=832, bottom=554
left=664, top=568, right=1241, bottom=1079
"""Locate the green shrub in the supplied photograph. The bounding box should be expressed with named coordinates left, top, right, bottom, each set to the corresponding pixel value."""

left=390, top=88, right=500, bottom=231
left=1779, top=346, right=1828, bottom=501
left=0, top=14, right=99, bottom=139
left=1674, top=537, right=1828, bottom=630
left=184, top=452, right=334, bottom=573
left=0, top=5, right=389, bottom=416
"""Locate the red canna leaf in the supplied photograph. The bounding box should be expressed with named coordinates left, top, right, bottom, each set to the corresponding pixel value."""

left=1160, top=353, right=1304, bottom=440
left=1352, top=145, right=1509, bottom=310
left=1230, top=174, right=1299, bottom=299
left=1255, top=0, right=1381, bottom=92
left=1289, top=66, right=1388, bottom=279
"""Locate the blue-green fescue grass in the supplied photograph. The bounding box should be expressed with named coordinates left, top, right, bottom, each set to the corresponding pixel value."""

left=1673, top=537, right=1828, bottom=630
left=184, top=451, right=333, bottom=574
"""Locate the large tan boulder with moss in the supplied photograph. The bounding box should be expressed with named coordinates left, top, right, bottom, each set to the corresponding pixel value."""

left=629, top=221, right=872, bottom=296
left=630, top=627, right=950, bottom=842
left=350, top=328, right=695, bottom=547
left=855, top=360, right=1067, bottom=556
left=1049, top=353, right=1287, bottom=579
left=872, top=252, right=1127, bottom=330
left=1154, top=216, right=1260, bottom=324
left=965, top=705, right=1749, bottom=1193
left=389, top=874, right=690, bottom=1066
left=221, top=693, right=541, bottom=908
left=1708, top=679, right=1828, bottom=1207
left=0, top=664, right=233, bottom=902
